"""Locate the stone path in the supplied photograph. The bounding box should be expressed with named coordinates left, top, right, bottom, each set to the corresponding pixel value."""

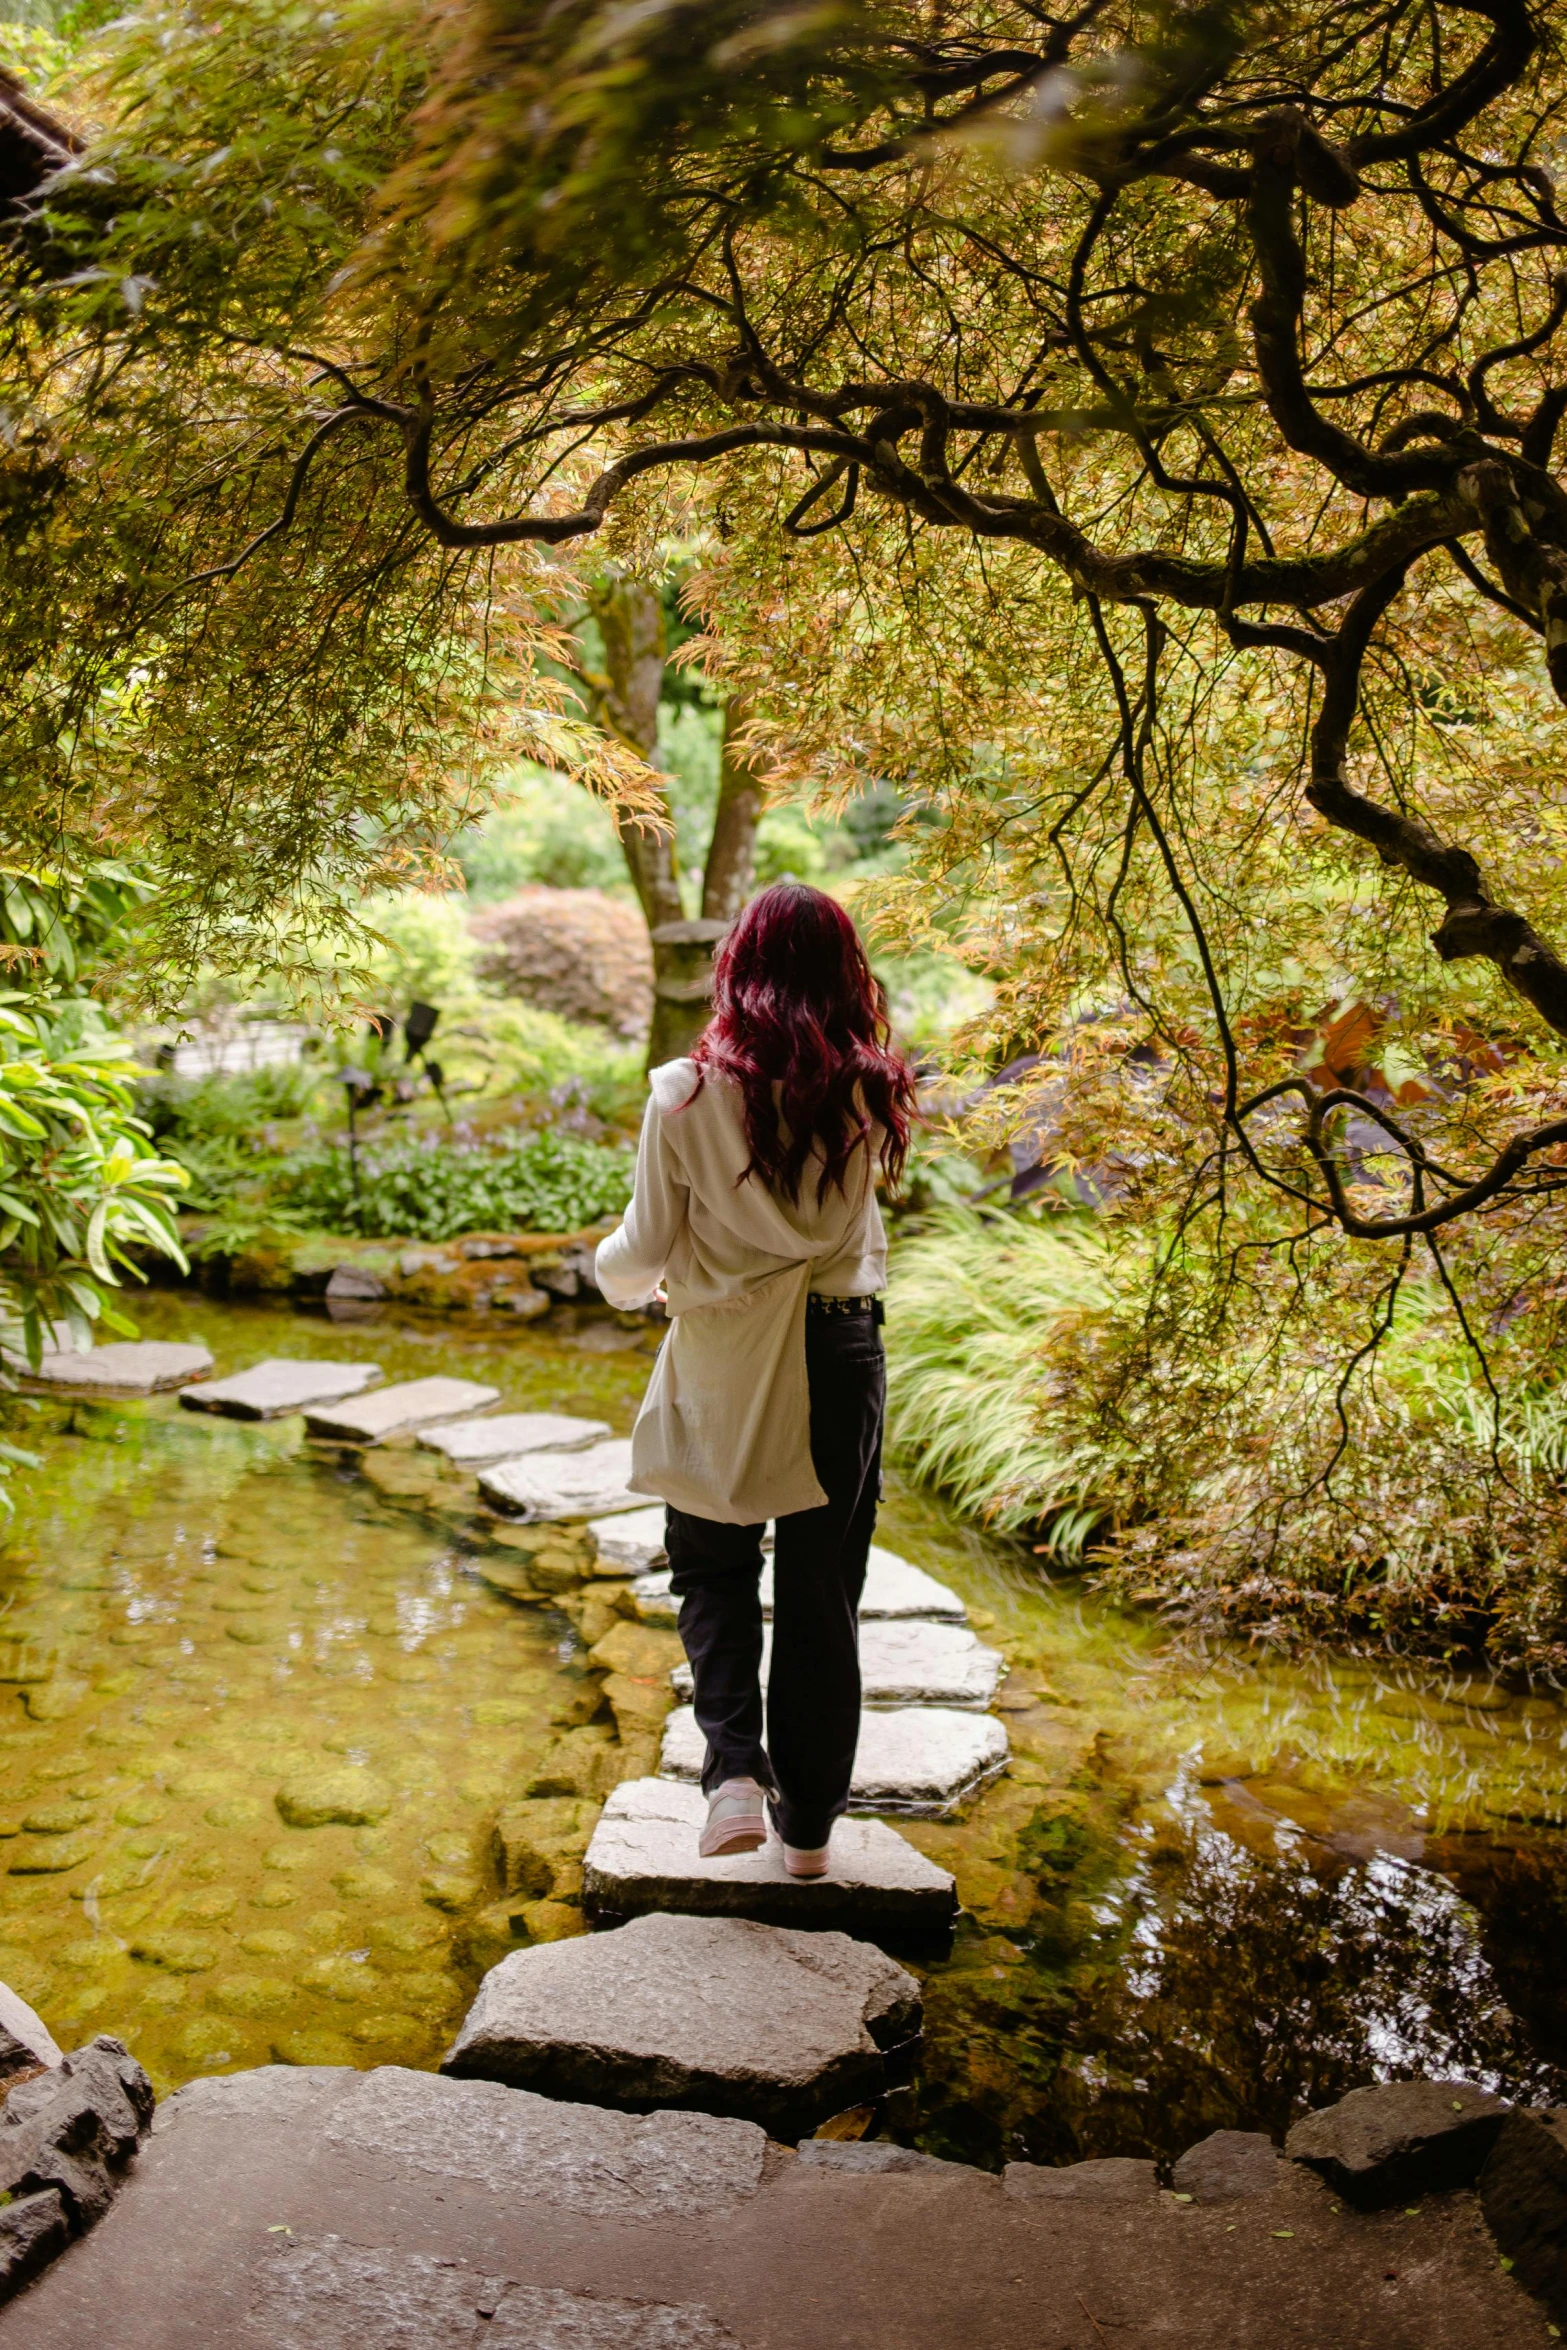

left=670, top=1619, right=1003, bottom=1710
left=417, top=1411, right=610, bottom=1465
left=632, top=1543, right=969, bottom=1625
left=180, top=1358, right=382, bottom=1419
left=15, top=1338, right=213, bottom=1393
left=0, top=2064, right=1544, bottom=2349
left=582, top=1780, right=957, bottom=1937
left=478, top=1440, right=642, bottom=1521
left=441, top=1911, right=922, bottom=2136
left=659, top=1704, right=1009, bottom=1815
left=304, top=1376, right=501, bottom=1442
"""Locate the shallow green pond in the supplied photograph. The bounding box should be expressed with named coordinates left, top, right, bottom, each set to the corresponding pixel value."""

left=2, top=1290, right=1563, bottom=2166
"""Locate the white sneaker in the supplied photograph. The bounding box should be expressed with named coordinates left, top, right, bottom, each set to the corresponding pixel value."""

left=782, top=1839, right=831, bottom=1880
left=699, top=1777, right=768, bottom=1858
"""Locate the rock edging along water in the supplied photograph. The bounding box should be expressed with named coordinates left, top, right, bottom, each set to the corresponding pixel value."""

left=152, top=1219, right=630, bottom=1320
left=0, top=2032, right=154, bottom=2304
left=1, top=2062, right=1552, bottom=2344
left=441, top=1910, right=922, bottom=2138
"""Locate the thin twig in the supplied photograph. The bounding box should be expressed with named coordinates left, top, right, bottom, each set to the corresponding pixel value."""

left=1078, top=2291, right=1113, bottom=2349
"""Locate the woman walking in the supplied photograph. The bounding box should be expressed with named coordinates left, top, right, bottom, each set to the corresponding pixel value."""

left=595, top=882, right=915, bottom=1877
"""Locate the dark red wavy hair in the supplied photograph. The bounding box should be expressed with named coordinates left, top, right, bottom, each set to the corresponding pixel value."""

left=688, top=881, right=915, bottom=1205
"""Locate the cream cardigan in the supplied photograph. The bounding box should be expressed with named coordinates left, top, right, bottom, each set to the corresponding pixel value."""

left=594, top=1058, right=887, bottom=1524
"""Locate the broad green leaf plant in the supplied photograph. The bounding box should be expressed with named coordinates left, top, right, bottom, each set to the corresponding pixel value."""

left=0, top=994, right=189, bottom=1509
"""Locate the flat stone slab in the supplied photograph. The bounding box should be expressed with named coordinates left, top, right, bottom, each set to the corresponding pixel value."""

left=1005, top=2158, right=1160, bottom=2203
left=660, top=1705, right=1009, bottom=1817
left=443, top=1910, right=921, bottom=2138
left=479, top=1440, right=641, bottom=1521
left=591, top=1504, right=669, bottom=1572
left=18, top=1340, right=213, bottom=1394
left=582, top=1778, right=957, bottom=1938
left=179, top=1359, right=382, bottom=1420
left=671, top=1620, right=1002, bottom=1711
left=417, top=1411, right=611, bottom=1465
left=304, top=1377, right=500, bottom=1442
left=0, top=2057, right=1547, bottom=2350
left=635, top=1543, right=967, bottom=1628
left=1286, top=2079, right=1511, bottom=2207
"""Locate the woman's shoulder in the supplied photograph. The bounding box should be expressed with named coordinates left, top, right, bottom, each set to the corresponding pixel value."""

left=648, top=1057, right=699, bottom=1115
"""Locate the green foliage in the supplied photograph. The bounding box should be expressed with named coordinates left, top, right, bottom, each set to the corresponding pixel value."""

left=887, top=1204, right=1567, bottom=1673
left=272, top=1126, right=632, bottom=1241
left=455, top=771, right=631, bottom=903
left=0, top=994, right=188, bottom=1383
left=136, top=1060, right=322, bottom=1215
left=356, top=893, right=481, bottom=1012
left=0, top=862, right=154, bottom=989
left=886, top=1208, right=1119, bottom=1548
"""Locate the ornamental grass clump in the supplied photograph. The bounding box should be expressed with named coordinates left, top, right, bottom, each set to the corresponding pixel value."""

left=885, top=1208, right=1122, bottom=1551
left=887, top=1207, right=1567, bottom=1676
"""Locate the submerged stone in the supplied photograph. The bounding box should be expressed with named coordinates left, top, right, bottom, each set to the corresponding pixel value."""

left=583, top=1778, right=957, bottom=1937
left=417, top=1412, right=611, bottom=1465
left=659, top=1704, right=1008, bottom=1816
left=443, top=1909, right=922, bottom=2137
left=670, top=1619, right=1003, bottom=1711
left=275, top=1769, right=393, bottom=1829
left=303, top=1378, right=501, bottom=1443
left=478, top=1440, right=641, bottom=1522
left=180, top=1359, right=383, bottom=1421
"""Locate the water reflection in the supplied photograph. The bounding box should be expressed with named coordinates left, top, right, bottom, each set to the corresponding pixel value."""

left=916, top=1775, right=1567, bottom=2170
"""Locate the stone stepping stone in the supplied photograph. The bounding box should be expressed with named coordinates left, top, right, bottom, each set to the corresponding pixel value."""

left=16, top=1338, right=214, bottom=1393
left=479, top=1439, right=641, bottom=1521
left=179, top=1358, right=382, bottom=1420
left=670, top=1618, right=1002, bottom=1710
left=442, top=1908, right=921, bottom=2138
left=417, top=1411, right=611, bottom=1466
left=583, top=1778, right=957, bottom=1939
left=660, top=1704, right=1009, bottom=1816
left=304, top=1376, right=500, bottom=1443
left=588, top=1503, right=668, bottom=1571
left=633, top=1543, right=967, bottom=1628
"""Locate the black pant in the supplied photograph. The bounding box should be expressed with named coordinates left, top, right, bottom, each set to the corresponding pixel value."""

left=665, top=1308, right=885, bottom=1849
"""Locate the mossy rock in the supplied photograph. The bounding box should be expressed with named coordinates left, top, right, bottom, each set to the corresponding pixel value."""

left=275, top=1767, right=393, bottom=1828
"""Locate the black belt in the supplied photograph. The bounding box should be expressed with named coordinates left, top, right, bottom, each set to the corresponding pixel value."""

left=806, top=1292, right=884, bottom=1321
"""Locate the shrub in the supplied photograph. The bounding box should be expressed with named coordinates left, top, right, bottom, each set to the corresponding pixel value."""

left=272, top=1125, right=633, bottom=1241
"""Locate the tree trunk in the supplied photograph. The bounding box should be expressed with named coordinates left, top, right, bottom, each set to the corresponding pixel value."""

left=702, top=695, right=762, bottom=922
left=585, top=572, right=762, bottom=1067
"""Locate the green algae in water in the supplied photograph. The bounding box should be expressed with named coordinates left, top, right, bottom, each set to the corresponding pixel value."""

left=4, top=1288, right=1566, bottom=2166
left=0, top=1295, right=648, bottom=2093
left=867, top=1494, right=1567, bottom=2168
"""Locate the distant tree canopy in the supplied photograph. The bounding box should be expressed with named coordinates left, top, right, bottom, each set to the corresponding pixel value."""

left=2, top=0, right=1565, bottom=1282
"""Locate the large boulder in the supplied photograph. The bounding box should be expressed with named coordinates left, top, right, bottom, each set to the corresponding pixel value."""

left=1285, top=2079, right=1511, bottom=2206
left=442, top=1910, right=921, bottom=2138
left=470, top=886, right=653, bottom=1038
left=1479, top=2106, right=1567, bottom=2327
left=0, top=2035, right=154, bottom=2302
